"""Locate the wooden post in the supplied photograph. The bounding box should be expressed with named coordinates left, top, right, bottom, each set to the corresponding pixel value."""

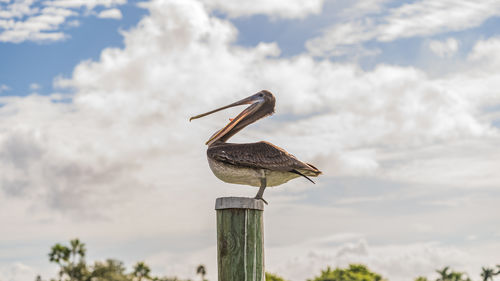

left=215, top=197, right=265, bottom=281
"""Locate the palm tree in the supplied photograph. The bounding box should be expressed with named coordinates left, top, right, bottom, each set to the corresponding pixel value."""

left=449, top=271, right=470, bottom=281
left=133, top=261, right=152, bottom=281
left=48, top=243, right=71, bottom=281
left=66, top=239, right=87, bottom=281
left=69, top=239, right=86, bottom=263
left=49, top=244, right=71, bottom=264
left=481, top=267, right=496, bottom=281
left=437, top=266, right=452, bottom=281
left=196, top=264, right=207, bottom=281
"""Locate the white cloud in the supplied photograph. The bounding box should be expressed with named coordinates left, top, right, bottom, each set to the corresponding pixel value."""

left=384, top=140, right=500, bottom=188
left=0, top=0, right=38, bottom=19
left=29, top=83, right=41, bottom=90
left=46, top=0, right=126, bottom=9
left=266, top=239, right=471, bottom=281
left=66, top=19, right=79, bottom=27
left=0, top=84, right=10, bottom=93
left=1, top=0, right=499, bottom=239
left=0, top=263, right=36, bottom=281
left=340, top=0, right=391, bottom=18
left=429, top=38, right=459, bottom=57
left=379, top=0, right=500, bottom=41
left=199, top=0, right=324, bottom=19
left=306, top=19, right=378, bottom=57
left=97, top=8, right=122, bottom=19
left=467, top=37, right=500, bottom=71
left=0, top=6, right=75, bottom=42
left=1, top=0, right=500, bottom=280
left=0, top=0, right=126, bottom=43
left=307, top=0, right=500, bottom=57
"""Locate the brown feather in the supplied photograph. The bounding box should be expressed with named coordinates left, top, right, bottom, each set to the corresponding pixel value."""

left=207, top=141, right=322, bottom=176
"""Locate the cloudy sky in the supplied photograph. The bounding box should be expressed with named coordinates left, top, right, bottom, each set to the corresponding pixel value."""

left=1, top=0, right=500, bottom=280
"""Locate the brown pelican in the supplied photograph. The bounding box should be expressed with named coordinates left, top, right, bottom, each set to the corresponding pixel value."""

left=190, top=90, right=321, bottom=204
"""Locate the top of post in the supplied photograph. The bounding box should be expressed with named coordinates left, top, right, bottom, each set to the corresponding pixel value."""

left=215, top=197, right=264, bottom=211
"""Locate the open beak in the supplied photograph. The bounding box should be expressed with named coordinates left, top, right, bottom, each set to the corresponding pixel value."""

left=190, top=94, right=264, bottom=145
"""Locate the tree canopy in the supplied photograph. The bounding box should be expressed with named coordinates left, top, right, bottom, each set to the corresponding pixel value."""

left=45, top=239, right=190, bottom=281
left=266, top=272, right=287, bottom=281
left=307, top=264, right=386, bottom=281
left=416, top=266, right=500, bottom=281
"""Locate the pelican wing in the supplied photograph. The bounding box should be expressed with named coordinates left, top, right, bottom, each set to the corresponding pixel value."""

left=207, top=141, right=321, bottom=175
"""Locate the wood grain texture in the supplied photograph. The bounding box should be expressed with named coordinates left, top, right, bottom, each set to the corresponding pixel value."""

left=216, top=198, right=264, bottom=281
left=215, top=197, right=264, bottom=210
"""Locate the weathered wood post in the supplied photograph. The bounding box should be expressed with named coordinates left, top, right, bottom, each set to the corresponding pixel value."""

left=215, top=197, right=265, bottom=281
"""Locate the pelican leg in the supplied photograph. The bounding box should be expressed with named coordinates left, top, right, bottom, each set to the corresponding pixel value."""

left=254, top=178, right=268, bottom=205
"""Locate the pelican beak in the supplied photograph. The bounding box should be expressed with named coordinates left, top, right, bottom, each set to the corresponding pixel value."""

left=189, top=94, right=264, bottom=145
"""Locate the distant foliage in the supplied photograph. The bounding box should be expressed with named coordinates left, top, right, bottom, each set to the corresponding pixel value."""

left=132, top=262, right=151, bottom=281
left=307, top=264, right=386, bottom=281
left=435, top=266, right=471, bottom=281
left=265, top=272, right=287, bottom=281
left=38, top=239, right=500, bottom=281
left=418, top=265, right=500, bottom=281
left=44, top=239, right=192, bottom=281
left=480, top=266, right=499, bottom=281
left=48, top=239, right=88, bottom=281
left=196, top=264, right=207, bottom=281
left=88, top=259, right=130, bottom=281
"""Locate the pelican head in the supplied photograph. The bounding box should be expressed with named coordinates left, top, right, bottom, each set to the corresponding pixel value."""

left=190, top=90, right=276, bottom=145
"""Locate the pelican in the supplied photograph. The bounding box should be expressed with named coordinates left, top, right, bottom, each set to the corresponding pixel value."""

left=190, top=90, right=321, bottom=204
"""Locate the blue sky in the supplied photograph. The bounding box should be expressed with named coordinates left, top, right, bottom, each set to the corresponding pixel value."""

left=0, top=2, right=148, bottom=95
left=3, top=0, right=500, bottom=95
left=1, top=1, right=500, bottom=281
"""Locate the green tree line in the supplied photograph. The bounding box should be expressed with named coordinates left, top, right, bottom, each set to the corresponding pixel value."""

left=38, top=239, right=500, bottom=281
left=41, top=239, right=195, bottom=281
